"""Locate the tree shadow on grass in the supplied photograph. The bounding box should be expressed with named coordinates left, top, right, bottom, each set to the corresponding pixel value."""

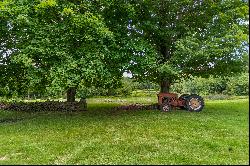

left=0, top=101, right=191, bottom=124
left=0, top=117, right=27, bottom=124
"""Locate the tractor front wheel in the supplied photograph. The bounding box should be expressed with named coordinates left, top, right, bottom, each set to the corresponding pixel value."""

left=185, top=94, right=204, bottom=112
left=161, top=98, right=171, bottom=112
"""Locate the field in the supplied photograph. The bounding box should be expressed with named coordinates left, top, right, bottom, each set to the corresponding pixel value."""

left=0, top=97, right=249, bottom=165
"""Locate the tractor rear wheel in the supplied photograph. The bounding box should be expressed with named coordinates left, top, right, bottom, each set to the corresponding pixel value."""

left=185, top=94, right=204, bottom=112
left=161, top=98, right=171, bottom=112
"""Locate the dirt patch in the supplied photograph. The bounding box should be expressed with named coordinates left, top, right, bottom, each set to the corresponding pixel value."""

left=114, top=103, right=159, bottom=111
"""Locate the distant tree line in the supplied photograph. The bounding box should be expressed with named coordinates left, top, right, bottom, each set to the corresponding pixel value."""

left=171, top=72, right=248, bottom=96
left=66, top=72, right=250, bottom=98
left=0, top=72, right=248, bottom=100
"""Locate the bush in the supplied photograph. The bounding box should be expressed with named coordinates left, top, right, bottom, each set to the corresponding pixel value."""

left=131, top=89, right=158, bottom=97
left=225, top=73, right=249, bottom=96
left=204, top=94, right=232, bottom=100
left=171, top=73, right=248, bottom=96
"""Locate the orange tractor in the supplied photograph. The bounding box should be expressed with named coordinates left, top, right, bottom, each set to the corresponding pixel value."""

left=157, top=93, right=204, bottom=112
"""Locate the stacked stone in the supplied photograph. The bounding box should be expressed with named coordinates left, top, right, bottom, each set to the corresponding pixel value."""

left=0, top=100, right=87, bottom=112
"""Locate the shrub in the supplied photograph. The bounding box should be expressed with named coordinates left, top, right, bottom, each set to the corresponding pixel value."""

left=171, top=73, right=248, bottom=96
left=225, top=73, right=249, bottom=96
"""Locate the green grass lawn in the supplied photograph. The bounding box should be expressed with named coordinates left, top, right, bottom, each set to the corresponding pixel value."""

left=0, top=97, right=249, bottom=165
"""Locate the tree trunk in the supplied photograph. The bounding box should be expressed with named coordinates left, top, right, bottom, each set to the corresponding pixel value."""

left=160, top=80, right=171, bottom=93
left=159, top=44, right=172, bottom=93
left=67, top=87, right=76, bottom=102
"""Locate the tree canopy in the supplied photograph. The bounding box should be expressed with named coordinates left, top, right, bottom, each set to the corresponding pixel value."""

left=0, top=0, right=127, bottom=100
left=101, top=0, right=248, bottom=92
left=0, top=0, right=249, bottom=99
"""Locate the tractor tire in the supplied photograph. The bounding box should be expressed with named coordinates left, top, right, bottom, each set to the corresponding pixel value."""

left=161, top=98, right=171, bottom=112
left=178, top=94, right=189, bottom=109
left=185, top=94, right=204, bottom=112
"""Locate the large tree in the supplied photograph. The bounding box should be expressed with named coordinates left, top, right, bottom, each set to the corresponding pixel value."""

left=0, top=0, right=125, bottom=101
left=1, top=0, right=249, bottom=100
left=101, top=0, right=249, bottom=93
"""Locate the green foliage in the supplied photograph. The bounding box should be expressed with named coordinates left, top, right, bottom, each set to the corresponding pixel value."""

left=131, top=89, right=157, bottom=97
left=225, top=72, right=249, bottom=96
left=1, top=0, right=248, bottom=98
left=76, top=77, right=138, bottom=98
left=171, top=73, right=249, bottom=96
left=0, top=0, right=125, bottom=97
left=111, top=78, right=135, bottom=96
left=102, top=0, right=249, bottom=86
left=172, top=25, right=248, bottom=78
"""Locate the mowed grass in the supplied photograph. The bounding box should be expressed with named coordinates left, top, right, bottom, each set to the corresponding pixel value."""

left=0, top=97, right=249, bottom=165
